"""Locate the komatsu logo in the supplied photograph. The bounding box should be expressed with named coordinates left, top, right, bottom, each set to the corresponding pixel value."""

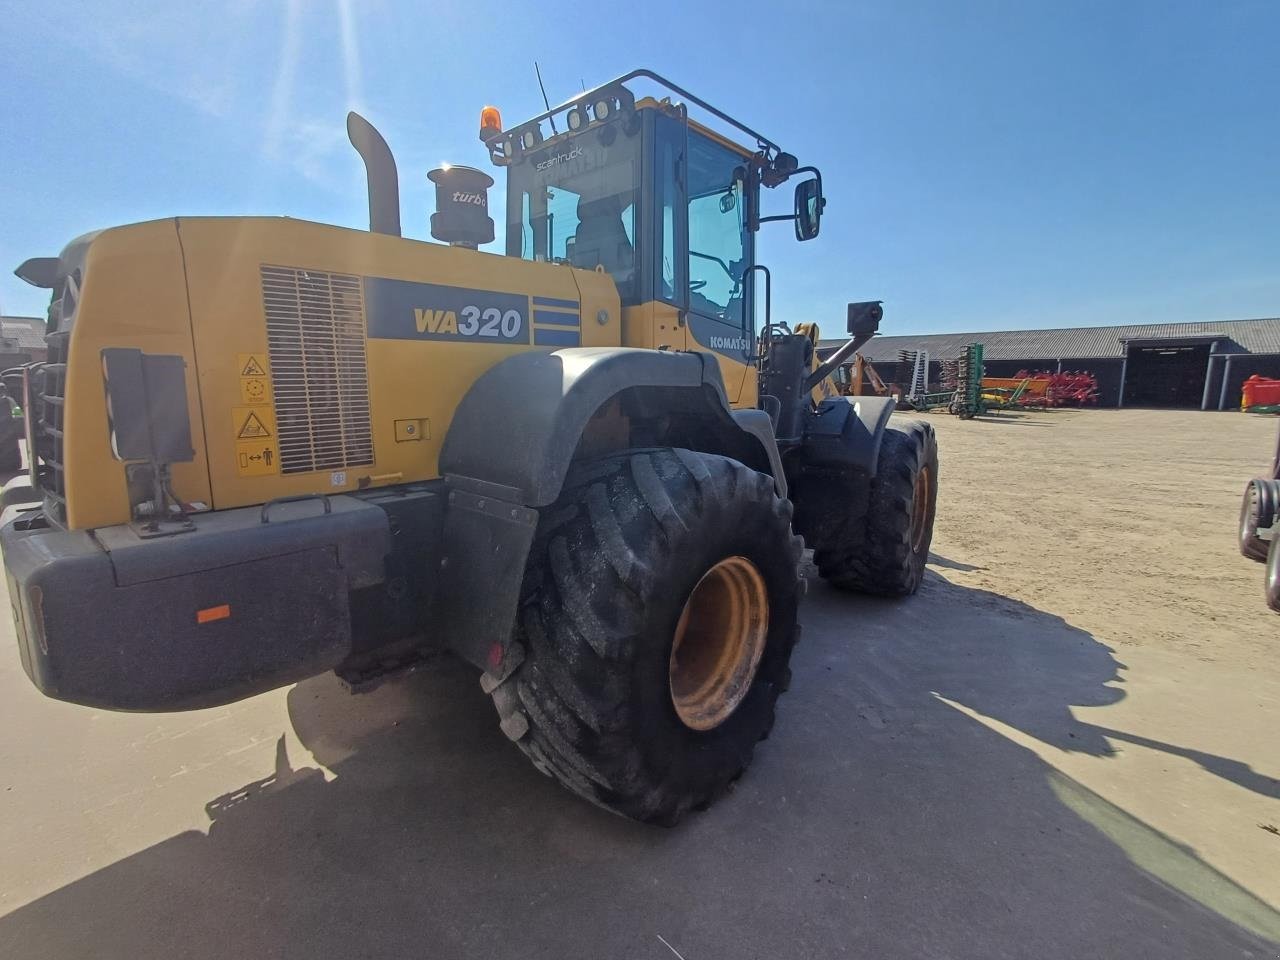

left=536, top=145, right=583, bottom=171
left=709, top=335, right=749, bottom=351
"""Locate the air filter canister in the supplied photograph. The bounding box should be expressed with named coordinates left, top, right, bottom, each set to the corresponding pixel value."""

left=428, top=165, right=495, bottom=248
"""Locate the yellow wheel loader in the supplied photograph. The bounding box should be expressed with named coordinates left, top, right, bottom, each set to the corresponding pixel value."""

left=6, top=70, right=937, bottom=824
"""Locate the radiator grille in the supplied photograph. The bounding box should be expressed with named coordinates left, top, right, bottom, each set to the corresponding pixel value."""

left=261, top=266, right=373, bottom=475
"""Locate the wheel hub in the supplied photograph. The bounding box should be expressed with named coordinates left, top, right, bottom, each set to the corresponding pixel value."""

left=669, top=556, right=770, bottom=731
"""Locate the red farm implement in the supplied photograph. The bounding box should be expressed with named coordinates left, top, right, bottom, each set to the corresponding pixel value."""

left=1013, top=370, right=1099, bottom=407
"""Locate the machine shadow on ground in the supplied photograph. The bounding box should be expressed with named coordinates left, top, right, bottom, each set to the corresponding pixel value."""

left=1, top=575, right=1276, bottom=959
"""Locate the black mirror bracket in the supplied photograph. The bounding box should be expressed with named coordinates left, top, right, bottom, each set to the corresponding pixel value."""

left=757, top=165, right=824, bottom=240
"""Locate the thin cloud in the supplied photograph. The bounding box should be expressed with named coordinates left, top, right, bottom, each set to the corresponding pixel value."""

left=338, top=0, right=364, bottom=114
left=44, top=5, right=249, bottom=118
left=263, top=0, right=366, bottom=191
left=263, top=0, right=303, bottom=160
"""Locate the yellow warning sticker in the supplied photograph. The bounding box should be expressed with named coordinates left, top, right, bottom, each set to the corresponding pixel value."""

left=233, top=405, right=275, bottom=440
left=238, top=354, right=268, bottom=378
left=239, top=376, right=270, bottom=405
left=238, top=412, right=271, bottom=439
left=236, top=353, right=272, bottom=406
left=235, top=439, right=278, bottom=476
left=233, top=406, right=278, bottom=475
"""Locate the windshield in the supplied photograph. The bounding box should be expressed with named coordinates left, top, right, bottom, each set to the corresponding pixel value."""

left=506, top=119, right=641, bottom=303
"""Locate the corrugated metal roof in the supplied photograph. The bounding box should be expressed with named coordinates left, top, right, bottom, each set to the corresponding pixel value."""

left=819, top=317, right=1280, bottom=362
left=0, top=316, right=46, bottom=352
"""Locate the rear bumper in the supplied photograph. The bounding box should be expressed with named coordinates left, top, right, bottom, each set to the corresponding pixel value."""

left=3, top=496, right=390, bottom=711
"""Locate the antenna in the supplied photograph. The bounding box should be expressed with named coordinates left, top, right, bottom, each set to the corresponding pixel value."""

left=534, top=62, right=558, bottom=135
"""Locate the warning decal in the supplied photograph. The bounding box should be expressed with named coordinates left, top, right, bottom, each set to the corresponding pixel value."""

left=236, top=353, right=272, bottom=406
left=236, top=440, right=276, bottom=476
left=232, top=405, right=279, bottom=476
left=240, top=377, right=269, bottom=405
left=239, top=355, right=267, bottom=377
left=237, top=411, right=272, bottom=439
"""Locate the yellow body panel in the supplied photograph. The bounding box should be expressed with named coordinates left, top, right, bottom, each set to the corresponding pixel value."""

left=179, top=217, right=621, bottom=513
left=63, top=221, right=213, bottom=529
left=621, top=300, right=686, bottom=353
left=619, top=302, right=757, bottom=406
left=688, top=320, right=755, bottom=407
left=57, top=215, right=774, bottom=530
left=61, top=217, right=622, bottom=528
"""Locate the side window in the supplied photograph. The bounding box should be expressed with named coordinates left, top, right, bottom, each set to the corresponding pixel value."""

left=687, top=137, right=748, bottom=328
left=544, top=187, right=582, bottom=263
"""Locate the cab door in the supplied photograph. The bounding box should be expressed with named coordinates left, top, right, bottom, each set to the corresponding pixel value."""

left=651, top=116, right=755, bottom=404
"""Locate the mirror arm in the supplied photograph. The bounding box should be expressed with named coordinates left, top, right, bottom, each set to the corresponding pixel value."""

left=805, top=332, right=875, bottom=392
left=755, top=165, right=824, bottom=230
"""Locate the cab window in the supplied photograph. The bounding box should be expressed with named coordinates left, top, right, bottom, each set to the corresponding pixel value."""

left=507, top=121, right=641, bottom=303
left=686, top=134, right=748, bottom=327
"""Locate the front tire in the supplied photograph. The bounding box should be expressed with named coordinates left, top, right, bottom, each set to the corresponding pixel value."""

left=805, top=421, right=939, bottom=596
left=488, top=449, right=802, bottom=825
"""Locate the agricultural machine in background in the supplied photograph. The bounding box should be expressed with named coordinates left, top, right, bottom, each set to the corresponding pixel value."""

left=1238, top=425, right=1280, bottom=612
left=1241, top=375, right=1280, bottom=414
left=1013, top=369, right=1099, bottom=407
left=892, top=342, right=1100, bottom=418
left=900, top=344, right=987, bottom=417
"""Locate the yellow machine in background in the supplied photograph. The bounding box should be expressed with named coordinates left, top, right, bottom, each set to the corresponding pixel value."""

left=6, top=70, right=937, bottom=824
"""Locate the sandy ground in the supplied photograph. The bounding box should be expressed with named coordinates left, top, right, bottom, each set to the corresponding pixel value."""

left=0, top=407, right=1277, bottom=958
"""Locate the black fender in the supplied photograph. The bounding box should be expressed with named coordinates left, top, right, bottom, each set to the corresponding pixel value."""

left=434, top=347, right=786, bottom=671
left=440, top=347, right=784, bottom=504
left=791, top=395, right=897, bottom=476
left=783, top=396, right=898, bottom=555
left=783, top=391, right=896, bottom=478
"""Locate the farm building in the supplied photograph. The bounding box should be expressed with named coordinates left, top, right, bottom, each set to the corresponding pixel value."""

left=820, top=317, right=1280, bottom=409
left=0, top=316, right=47, bottom=367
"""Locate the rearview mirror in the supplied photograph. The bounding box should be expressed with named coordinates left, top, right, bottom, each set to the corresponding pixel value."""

left=794, top=178, right=823, bottom=241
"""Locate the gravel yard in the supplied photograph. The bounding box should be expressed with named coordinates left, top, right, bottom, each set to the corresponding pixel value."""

left=0, top=407, right=1277, bottom=958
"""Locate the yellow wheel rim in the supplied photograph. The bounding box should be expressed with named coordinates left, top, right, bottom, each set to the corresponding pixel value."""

left=669, top=556, right=770, bottom=731
left=910, top=466, right=932, bottom=553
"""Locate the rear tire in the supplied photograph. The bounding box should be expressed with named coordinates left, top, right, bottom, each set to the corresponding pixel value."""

left=488, top=448, right=803, bottom=825
left=806, top=421, right=939, bottom=596
left=1239, top=477, right=1279, bottom=562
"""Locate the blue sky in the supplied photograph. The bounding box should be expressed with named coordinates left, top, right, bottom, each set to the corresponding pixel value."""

left=2, top=0, right=1277, bottom=335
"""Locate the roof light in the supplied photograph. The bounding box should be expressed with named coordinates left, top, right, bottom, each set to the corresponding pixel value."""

left=566, top=107, right=585, bottom=131
left=593, top=98, right=611, bottom=121
left=479, top=105, right=503, bottom=143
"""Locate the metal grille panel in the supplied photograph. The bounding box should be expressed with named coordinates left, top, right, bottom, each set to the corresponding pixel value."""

left=261, top=266, right=373, bottom=475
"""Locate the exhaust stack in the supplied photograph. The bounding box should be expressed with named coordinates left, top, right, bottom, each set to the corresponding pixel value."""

left=346, top=112, right=402, bottom=237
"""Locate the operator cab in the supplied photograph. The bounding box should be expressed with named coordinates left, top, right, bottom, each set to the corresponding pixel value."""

left=481, top=70, right=824, bottom=400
